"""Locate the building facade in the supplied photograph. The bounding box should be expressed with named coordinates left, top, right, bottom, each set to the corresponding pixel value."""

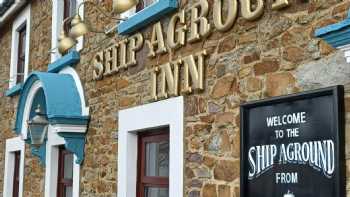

left=0, top=0, right=349, bottom=197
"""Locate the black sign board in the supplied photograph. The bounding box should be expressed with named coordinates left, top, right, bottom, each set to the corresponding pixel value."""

left=240, top=86, right=345, bottom=197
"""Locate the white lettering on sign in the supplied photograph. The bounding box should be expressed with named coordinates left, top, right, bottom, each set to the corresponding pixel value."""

left=248, top=140, right=335, bottom=180
left=276, top=172, right=298, bottom=184
left=266, top=112, right=307, bottom=127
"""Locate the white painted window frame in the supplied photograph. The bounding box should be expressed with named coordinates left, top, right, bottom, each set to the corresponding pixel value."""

left=120, top=0, right=158, bottom=19
left=44, top=129, right=81, bottom=197
left=51, top=0, right=84, bottom=62
left=338, top=44, right=350, bottom=63
left=118, top=96, right=184, bottom=197
left=9, top=4, right=31, bottom=88
left=3, top=137, right=25, bottom=197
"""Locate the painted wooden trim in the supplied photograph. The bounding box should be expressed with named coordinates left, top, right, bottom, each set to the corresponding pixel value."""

left=9, top=4, right=30, bottom=88
left=48, top=51, right=80, bottom=73
left=5, top=83, right=23, bottom=97
left=118, top=96, right=184, bottom=197
left=315, top=11, right=350, bottom=48
left=118, top=0, right=178, bottom=35
left=3, top=137, right=25, bottom=197
left=338, top=44, right=350, bottom=63
left=45, top=130, right=81, bottom=197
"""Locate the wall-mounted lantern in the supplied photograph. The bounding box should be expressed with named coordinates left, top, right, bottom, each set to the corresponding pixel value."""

left=27, top=105, right=49, bottom=146
left=113, top=0, right=139, bottom=14
left=57, top=0, right=138, bottom=54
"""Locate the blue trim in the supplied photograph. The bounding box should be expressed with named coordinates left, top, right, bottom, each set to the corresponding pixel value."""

left=48, top=51, right=80, bottom=73
left=25, top=138, right=47, bottom=166
left=315, top=12, right=350, bottom=48
left=5, top=83, right=23, bottom=97
left=58, top=133, right=86, bottom=164
left=118, top=0, right=178, bottom=35
left=48, top=115, right=90, bottom=125
left=14, top=72, right=84, bottom=135
left=31, top=142, right=47, bottom=166
left=14, top=71, right=90, bottom=165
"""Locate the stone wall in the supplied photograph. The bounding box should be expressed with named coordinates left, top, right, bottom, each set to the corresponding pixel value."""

left=0, top=0, right=350, bottom=197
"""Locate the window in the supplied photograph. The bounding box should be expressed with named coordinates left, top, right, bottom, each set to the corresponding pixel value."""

left=137, top=130, right=169, bottom=197
left=3, top=137, right=25, bottom=197
left=57, top=146, right=74, bottom=197
left=63, top=0, right=77, bottom=36
left=45, top=130, right=82, bottom=197
left=121, top=0, right=158, bottom=19
left=51, top=0, right=83, bottom=62
left=118, top=96, right=184, bottom=197
left=16, top=24, right=26, bottom=84
left=12, top=151, right=20, bottom=197
left=9, top=4, right=30, bottom=88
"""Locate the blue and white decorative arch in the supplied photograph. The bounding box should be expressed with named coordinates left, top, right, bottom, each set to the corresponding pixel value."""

left=14, top=52, right=89, bottom=165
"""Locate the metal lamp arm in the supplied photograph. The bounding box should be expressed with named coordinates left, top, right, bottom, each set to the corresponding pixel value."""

left=61, top=16, right=75, bottom=31
left=79, top=16, right=120, bottom=36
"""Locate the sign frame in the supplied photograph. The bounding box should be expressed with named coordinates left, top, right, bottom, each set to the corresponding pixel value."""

left=240, top=86, right=345, bottom=197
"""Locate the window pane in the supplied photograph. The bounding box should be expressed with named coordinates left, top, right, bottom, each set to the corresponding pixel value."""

left=145, top=140, right=169, bottom=177
left=145, top=0, right=158, bottom=7
left=65, top=186, right=73, bottom=197
left=144, top=187, right=168, bottom=197
left=69, top=0, right=77, bottom=17
left=64, top=153, right=74, bottom=179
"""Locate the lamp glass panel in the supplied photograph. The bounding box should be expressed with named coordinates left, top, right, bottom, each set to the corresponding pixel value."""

left=29, top=124, right=46, bottom=144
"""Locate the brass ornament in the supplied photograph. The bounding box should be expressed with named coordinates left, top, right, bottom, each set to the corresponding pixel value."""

left=113, top=0, right=139, bottom=14
left=272, top=0, right=289, bottom=10
left=213, top=0, right=238, bottom=32
left=58, top=30, right=77, bottom=54
left=240, top=0, right=264, bottom=21
left=167, top=10, right=187, bottom=50
left=188, top=0, right=211, bottom=43
left=69, top=15, right=89, bottom=39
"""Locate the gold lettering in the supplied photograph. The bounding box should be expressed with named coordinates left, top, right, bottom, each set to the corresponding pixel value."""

left=93, top=52, right=104, bottom=80
left=160, top=61, right=180, bottom=98
left=152, top=66, right=160, bottom=101
left=127, top=33, right=144, bottom=66
left=188, top=0, right=211, bottom=43
left=119, top=39, right=128, bottom=69
left=147, top=22, right=167, bottom=58
left=167, top=10, right=187, bottom=50
left=240, top=0, right=264, bottom=21
left=104, top=45, right=118, bottom=76
left=182, top=50, right=207, bottom=93
left=213, top=0, right=238, bottom=32
left=272, top=0, right=289, bottom=10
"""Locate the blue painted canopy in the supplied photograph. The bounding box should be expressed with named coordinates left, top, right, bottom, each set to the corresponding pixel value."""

left=315, top=10, right=350, bottom=48
left=14, top=72, right=89, bottom=135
